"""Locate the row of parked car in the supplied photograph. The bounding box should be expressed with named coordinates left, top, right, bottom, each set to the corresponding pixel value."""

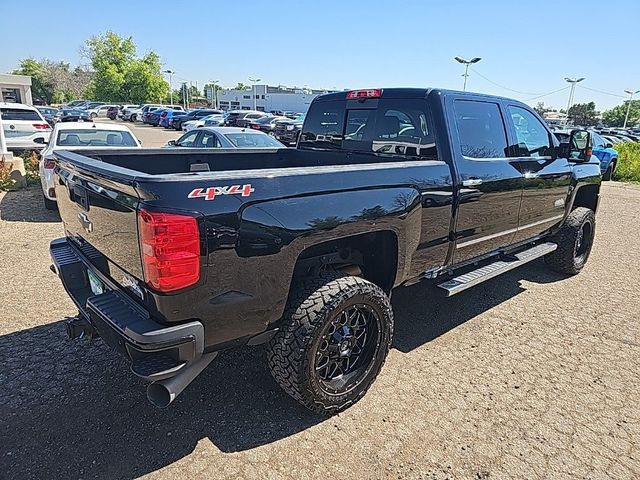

left=110, top=103, right=307, bottom=145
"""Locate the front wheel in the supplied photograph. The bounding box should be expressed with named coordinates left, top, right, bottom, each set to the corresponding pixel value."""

left=602, top=160, right=616, bottom=181
left=545, top=207, right=595, bottom=275
left=43, top=195, right=57, bottom=211
left=267, top=272, right=393, bottom=415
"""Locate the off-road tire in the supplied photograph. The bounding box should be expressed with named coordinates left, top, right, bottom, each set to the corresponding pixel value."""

left=544, top=207, right=595, bottom=275
left=267, top=271, right=393, bottom=415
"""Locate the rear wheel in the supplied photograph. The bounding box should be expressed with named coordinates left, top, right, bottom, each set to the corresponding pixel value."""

left=267, top=272, right=393, bottom=415
left=544, top=207, right=595, bottom=275
left=43, top=195, right=57, bottom=211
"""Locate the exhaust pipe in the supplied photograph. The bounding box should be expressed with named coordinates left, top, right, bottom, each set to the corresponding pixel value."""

left=146, top=352, right=218, bottom=408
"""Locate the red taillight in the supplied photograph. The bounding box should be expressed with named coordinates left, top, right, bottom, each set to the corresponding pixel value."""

left=43, top=157, right=55, bottom=169
left=251, top=124, right=260, bottom=129
left=346, top=89, right=382, bottom=99
left=33, top=123, right=51, bottom=130
left=138, top=209, right=201, bottom=292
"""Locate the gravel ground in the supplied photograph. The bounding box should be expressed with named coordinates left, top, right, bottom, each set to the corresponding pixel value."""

left=1, top=182, right=639, bottom=480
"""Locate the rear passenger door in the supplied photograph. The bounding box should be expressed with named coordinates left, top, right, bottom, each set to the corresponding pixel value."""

left=450, top=98, right=524, bottom=263
left=505, top=105, right=571, bottom=244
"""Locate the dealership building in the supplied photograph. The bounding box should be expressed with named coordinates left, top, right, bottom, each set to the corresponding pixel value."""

left=0, top=74, right=33, bottom=105
left=214, top=84, right=333, bottom=112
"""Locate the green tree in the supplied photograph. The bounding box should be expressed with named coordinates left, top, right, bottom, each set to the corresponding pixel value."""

left=234, top=83, right=249, bottom=90
left=84, top=31, right=167, bottom=103
left=12, top=58, right=54, bottom=104
left=567, top=102, right=599, bottom=126
left=533, top=102, right=551, bottom=117
left=603, top=100, right=640, bottom=128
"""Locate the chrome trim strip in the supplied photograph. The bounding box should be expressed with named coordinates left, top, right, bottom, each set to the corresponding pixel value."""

left=456, top=214, right=564, bottom=249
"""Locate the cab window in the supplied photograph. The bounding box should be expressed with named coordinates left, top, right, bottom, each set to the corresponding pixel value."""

left=372, top=99, right=436, bottom=158
left=454, top=100, right=509, bottom=159
left=508, top=106, right=554, bottom=157
left=299, top=99, right=345, bottom=150
left=176, top=131, right=199, bottom=147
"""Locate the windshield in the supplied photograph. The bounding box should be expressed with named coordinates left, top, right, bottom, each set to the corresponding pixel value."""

left=57, top=129, right=138, bottom=146
left=62, top=109, right=86, bottom=115
left=224, top=133, right=284, bottom=148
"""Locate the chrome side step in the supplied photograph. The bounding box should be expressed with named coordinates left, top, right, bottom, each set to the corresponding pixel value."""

left=437, top=242, right=557, bottom=297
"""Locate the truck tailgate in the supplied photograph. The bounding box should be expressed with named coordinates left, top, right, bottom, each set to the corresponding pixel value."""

left=54, top=157, right=143, bottom=280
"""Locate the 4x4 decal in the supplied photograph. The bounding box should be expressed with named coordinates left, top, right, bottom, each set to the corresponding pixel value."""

left=188, top=184, right=254, bottom=201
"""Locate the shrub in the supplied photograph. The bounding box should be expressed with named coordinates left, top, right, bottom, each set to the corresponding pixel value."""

left=613, top=142, right=640, bottom=183
left=0, top=159, right=14, bottom=190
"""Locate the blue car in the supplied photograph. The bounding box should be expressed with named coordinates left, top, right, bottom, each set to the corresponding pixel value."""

left=554, top=130, right=618, bottom=180
left=159, top=109, right=183, bottom=129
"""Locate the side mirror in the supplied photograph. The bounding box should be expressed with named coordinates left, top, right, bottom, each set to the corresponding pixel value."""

left=167, top=140, right=176, bottom=147
left=605, top=142, right=614, bottom=148
left=568, top=130, right=592, bottom=161
left=33, top=137, right=47, bottom=144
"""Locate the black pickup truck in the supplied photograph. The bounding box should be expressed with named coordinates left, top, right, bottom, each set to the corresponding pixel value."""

left=50, top=88, right=601, bottom=414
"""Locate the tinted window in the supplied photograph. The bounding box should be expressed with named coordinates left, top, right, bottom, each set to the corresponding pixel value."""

left=300, top=99, right=345, bottom=150
left=195, top=131, right=220, bottom=148
left=0, top=108, right=41, bottom=121
left=508, top=106, right=553, bottom=157
left=343, top=109, right=376, bottom=151
left=372, top=99, right=436, bottom=158
left=454, top=100, right=508, bottom=158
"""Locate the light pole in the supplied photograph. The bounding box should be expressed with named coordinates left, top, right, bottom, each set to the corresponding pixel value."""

left=163, top=70, right=175, bottom=106
left=623, top=89, right=640, bottom=129
left=564, top=77, right=585, bottom=125
left=454, top=56, right=481, bottom=91
left=209, top=80, right=219, bottom=109
left=249, top=77, right=261, bottom=110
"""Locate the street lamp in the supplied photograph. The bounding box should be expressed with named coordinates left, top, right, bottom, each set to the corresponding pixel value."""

left=163, top=70, right=175, bottom=106
left=454, top=56, right=482, bottom=91
left=623, top=89, right=640, bottom=129
left=209, top=80, right=219, bottom=109
left=249, top=77, right=261, bottom=110
left=564, top=77, right=585, bottom=125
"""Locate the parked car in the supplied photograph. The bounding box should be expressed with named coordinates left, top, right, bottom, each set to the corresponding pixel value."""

left=39, top=122, right=141, bottom=210
left=236, top=112, right=271, bottom=128
left=159, top=109, right=184, bottom=129
left=146, top=108, right=170, bottom=126
left=274, top=113, right=306, bottom=145
left=602, top=135, right=622, bottom=145
left=115, top=105, right=138, bottom=120
left=58, top=109, right=93, bottom=123
left=171, top=109, right=222, bottom=130
left=82, top=101, right=106, bottom=111
left=62, top=100, right=88, bottom=109
left=87, top=104, right=117, bottom=119
left=247, top=115, right=288, bottom=135
left=50, top=87, right=601, bottom=414
left=125, top=104, right=162, bottom=122
left=0, top=102, right=51, bottom=150
left=555, top=129, right=618, bottom=180
left=182, top=114, right=225, bottom=131
left=36, top=106, right=60, bottom=126
left=224, top=110, right=265, bottom=127
left=166, top=127, right=285, bottom=148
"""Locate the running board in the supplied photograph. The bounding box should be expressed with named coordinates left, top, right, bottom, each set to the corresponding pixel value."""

left=437, top=242, right=557, bottom=296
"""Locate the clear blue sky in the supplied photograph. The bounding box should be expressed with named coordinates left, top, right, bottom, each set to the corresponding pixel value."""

left=1, top=0, right=638, bottom=111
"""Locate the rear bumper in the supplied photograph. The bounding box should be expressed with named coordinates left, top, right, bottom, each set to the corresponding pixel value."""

left=50, top=237, right=205, bottom=381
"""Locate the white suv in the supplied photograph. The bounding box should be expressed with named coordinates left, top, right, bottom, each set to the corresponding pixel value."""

left=1, top=102, right=51, bottom=150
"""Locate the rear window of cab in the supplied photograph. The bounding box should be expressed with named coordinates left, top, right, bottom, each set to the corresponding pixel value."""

left=299, top=98, right=437, bottom=159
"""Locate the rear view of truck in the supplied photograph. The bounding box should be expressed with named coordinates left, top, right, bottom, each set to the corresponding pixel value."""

left=50, top=152, right=215, bottom=407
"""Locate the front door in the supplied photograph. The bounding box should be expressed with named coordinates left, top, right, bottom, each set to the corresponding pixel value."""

left=450, top=98, right=524, bottom=263
left=505, top=105, right=571, bottom=244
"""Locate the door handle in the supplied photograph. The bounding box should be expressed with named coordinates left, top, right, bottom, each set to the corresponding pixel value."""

left=462, top=178, right=483, bottom=187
